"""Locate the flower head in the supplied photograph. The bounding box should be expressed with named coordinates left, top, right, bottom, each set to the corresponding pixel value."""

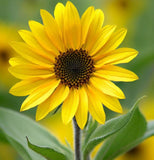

left=9, top=1, right=138, bottom=129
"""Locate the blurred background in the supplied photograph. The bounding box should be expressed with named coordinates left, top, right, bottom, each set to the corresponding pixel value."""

left=0, top=0, right=153, bottom=159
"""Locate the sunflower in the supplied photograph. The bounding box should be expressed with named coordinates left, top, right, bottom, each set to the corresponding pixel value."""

left=9, top=1, right=138, bottom=129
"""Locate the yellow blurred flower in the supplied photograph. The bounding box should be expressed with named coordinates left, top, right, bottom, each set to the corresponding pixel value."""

left=0, top=23, right=19, bottom=87
left=103, top=0, right=146, bottom=26
left=9, top=1, right=138, bottom=129
left=140, top=98, right=154, bottom=120
left=0, top=144, right=17, bottom=160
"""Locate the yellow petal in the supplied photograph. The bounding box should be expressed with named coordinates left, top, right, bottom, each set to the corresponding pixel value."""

left=9, top=78, right=50, bottom=96
left=89, top=25, right=116, bottom=56
left=101, top=94, right=123, bottom=113
left=94, top=28, right=127, bottom=60
left=9, top=57, right=31, bottom=66
left=54, top=3, right=65, bottom=38
left=81, top=6, right=94, bottom=45
left=18, top=30, right=55, bottom=62
left=20, top=79, right=60, bottom=111
left=75, top=87, right=88, bottom=129
left=36, top=84, right=69, bottom=121
left=86, top=85, right=105, bottom=124
left=28, top=20, right=59, bottom=55
left=84, top=9, right=104, bottom=51
left=87, top=9, right=104, bottom=33
left=90, top=76, right=125, bottom=99
left=10, top=42, right=53, bottom=67
left=94, top=65, right=139, bottom=82
left=40, top=9, right=65, bottom=51
left=9, top=64, right=54, bottom=79
left=91, top=86, right=123, bottom=113
left=62, top=89, right=79, bottom=124
left=95, top=48, right=139, bottom=67
left=63, top=1, right=81, bottom=49
left=36, top=96, right=51, bottom=121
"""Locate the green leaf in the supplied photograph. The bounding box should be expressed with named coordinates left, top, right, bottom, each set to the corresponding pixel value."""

left=129, top=120, right=154, bottom=147
left=82, top=110, right=131, bottom=159
left=6, top=135, right=33, bottom=160
left=83, top=116, right=98, bottom=147
left=82, top=97, right=146, bottom=160
left=27, top=137, right=67, bottom=160
left=94, top=121, right=154, bottom=160
left=0, top=107, right=73, bottom=160
left=144, top=120, right=154, bottom=138
left=94, top=98, right=147, bottom=160
left=0, top=129, right=8, bottom=143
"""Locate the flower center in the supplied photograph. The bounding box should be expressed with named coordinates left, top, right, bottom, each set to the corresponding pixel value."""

left=54, top=48, right=95, bottom=89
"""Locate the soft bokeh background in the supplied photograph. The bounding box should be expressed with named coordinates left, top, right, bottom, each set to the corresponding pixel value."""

left=0, top=0, right=153, bottom=159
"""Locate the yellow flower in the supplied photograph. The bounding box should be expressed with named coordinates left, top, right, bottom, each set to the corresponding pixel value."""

left=0, top=23, right=19, bottom=87
left=9, top=1, right=138, bottom=129
left=103, top=0, right=145, bottom=26
left=0, top=144, right=17, bottom=160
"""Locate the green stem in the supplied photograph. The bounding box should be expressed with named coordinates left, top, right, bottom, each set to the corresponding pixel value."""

left=73, top=117, right=81, bottom=160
